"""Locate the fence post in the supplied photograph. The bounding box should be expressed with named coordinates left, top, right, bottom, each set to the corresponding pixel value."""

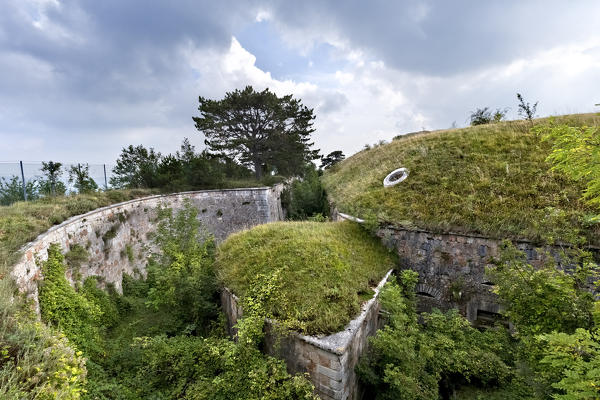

left=103, top=164, right=108, bottom=190
left=19, top=160, right=27, bottom=201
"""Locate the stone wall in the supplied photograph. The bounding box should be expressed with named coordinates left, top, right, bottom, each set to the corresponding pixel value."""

left=12, top=186, right=284, bottom=314
left=374, top=225, right=599, bottom=325
left=221, top=270, right=393, bottom=400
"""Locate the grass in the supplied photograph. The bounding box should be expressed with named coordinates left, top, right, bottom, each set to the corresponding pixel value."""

left=0, top=189, right=157, bottom=272
left=322, top=114, right=600, bottom=245
left=0, top=188, right=159, bottom=336
left=215, top=220, right=397, bottom=335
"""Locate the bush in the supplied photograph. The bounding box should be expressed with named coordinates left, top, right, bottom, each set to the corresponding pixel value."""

left=38, top=244, right=104, bottom=357
left=146, top=201, right=219, bottom=334
left=0, top=315, right=87, bottom=400
left=469, top=107, right=507, bottom=126
left=357, top=271, right=514, bottom=399
left=281, top=165, right=329, bottom=220
left=0, top=176, right=39, bottom=206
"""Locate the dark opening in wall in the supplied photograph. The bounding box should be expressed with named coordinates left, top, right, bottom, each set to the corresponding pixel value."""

left=475, top=309, right=506, bottom=327
left=416, top=291, right=435, bottom=298
left=481, top=281, right=495, bottom=287
left=216, top=209, right=223, bottom=217
left=242, top=201, right=251, bottom=205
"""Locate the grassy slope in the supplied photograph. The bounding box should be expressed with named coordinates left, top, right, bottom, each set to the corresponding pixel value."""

left=216, top=221, right=397, bottom=335
left=323, top=114, right=600, bottom=245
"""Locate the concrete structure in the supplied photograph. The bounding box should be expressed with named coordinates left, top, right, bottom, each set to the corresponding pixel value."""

left=221, top=270, right=394, bottom=400
left=12, top=186, right=284, bottom=313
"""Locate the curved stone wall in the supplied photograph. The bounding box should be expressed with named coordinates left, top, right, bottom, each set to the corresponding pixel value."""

left=12, top=186, right=284, bottom=313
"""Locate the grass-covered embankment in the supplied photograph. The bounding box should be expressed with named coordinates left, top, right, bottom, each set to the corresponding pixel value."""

left=323, top=114, right=600, bottom=244
left=0, top=189, right=157, bottom=279
left=216, top=220, right=397, bottom=335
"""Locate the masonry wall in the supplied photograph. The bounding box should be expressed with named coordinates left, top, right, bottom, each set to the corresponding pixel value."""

left=374, top=225, right=599, bottom=324
left=12, top=186, right=284, bottom=314
left=221, top=270, right=393, bottom=400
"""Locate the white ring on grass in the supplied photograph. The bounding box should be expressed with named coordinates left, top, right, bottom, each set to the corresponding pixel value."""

left=338, top=212, right=365, bottom=224
left=383, top=168, right=409, bottom=187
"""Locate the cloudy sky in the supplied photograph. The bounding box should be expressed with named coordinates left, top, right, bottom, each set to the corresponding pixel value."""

left=1, top=0, right=600, bottom=165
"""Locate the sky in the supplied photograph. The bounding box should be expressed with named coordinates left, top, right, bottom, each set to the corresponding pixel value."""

left=1, top=0, right=600, bottom=166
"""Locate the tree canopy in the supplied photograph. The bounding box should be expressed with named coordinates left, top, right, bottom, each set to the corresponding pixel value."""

left=320, top=150, right=345, bottom=169
left=193, top=86, right=319, bottom=179
left=536, top=120, right=600, bottom=218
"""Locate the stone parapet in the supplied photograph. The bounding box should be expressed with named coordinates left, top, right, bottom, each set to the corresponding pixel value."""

left=12, top=186, right=284, bottom=314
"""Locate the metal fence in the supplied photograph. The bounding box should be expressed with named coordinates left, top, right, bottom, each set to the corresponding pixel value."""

left=0, top=161, right=117, bottom=200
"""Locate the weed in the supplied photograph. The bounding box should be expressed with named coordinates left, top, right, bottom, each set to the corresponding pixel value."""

left=125, top=244, right=134, bottom=263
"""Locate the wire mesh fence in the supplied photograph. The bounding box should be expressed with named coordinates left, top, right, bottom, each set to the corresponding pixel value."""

left=0, top=161, right=117, bottom=201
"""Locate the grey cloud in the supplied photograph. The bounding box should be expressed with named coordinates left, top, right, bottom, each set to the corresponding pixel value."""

left=316, top=91, right=349, bottom=114
left=264, top=0, right=600, bottom=76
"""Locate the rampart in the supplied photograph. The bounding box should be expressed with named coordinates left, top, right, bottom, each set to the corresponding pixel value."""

left=375, top=225, right=599, bottom=325
left=11, top=186, right=284, bottom=313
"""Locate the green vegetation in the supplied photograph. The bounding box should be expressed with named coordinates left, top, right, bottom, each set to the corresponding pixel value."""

left=320, top=150, right=345, bottom=170
left=323, top=114, right=600, bottom=244
left=216, top=220, right=397, bottom=334
left=0, top=312, right=87, bottom=399
left=281, top=165, right=330, bottom=220
left=68, top=164, right=99, bottom=194
left=7, top=203, right=318, bottom=399
left=359, top=242, right=600, bottom=399
left=357, top=270, right=515, bottom=400
left=537, top=119, right=600, bottom=217
left=469, top=107, right=507, bottom=126
left=0, top=176, right=40, bottom=205
left=194, top=86, right=319, bottom=179
left=110, top=139, right=281, bottom=193
left=0, top=189, right=153, bottom=399
left=145, top=203, right=218, bottom=332
left=484, top=242, right=600, bottom=399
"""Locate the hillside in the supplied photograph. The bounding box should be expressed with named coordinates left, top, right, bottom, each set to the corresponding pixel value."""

left=216, top=220, right=397, bottom=335
left=322, top=114, right=600, bottom=245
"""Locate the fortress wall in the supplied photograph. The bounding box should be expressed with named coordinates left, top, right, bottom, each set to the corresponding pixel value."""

left=221, top=270, right=393, bottom=400
left=374, top=225, right=599, bottom=324
left=12, top=186, right=284, bottom=314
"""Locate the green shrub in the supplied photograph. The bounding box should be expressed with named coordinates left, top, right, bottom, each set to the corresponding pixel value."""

left=38, top=244, right=103, bottom=357
left=0, top=311, right=87, bottom=399
left=281, top=165, right=329, bottom=220
left=81, top=277, right=120, bottom=329
left=487, top=243, right=600, bottom=398
left=357, top=271, right=515, bottom=399
left=146, top=202, right=218, bottom=334
left=0, top=176, right=39, bottom=206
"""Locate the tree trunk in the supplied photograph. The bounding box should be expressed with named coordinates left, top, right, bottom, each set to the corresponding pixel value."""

left=254, top=159, right=263, bottom=180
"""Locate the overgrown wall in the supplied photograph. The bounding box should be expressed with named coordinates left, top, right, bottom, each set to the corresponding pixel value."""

left=374, top=225, right=599, bottom=324
left=12, top=186, right=284, bottom=314
left=221, top=270, right=393, bottom=400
